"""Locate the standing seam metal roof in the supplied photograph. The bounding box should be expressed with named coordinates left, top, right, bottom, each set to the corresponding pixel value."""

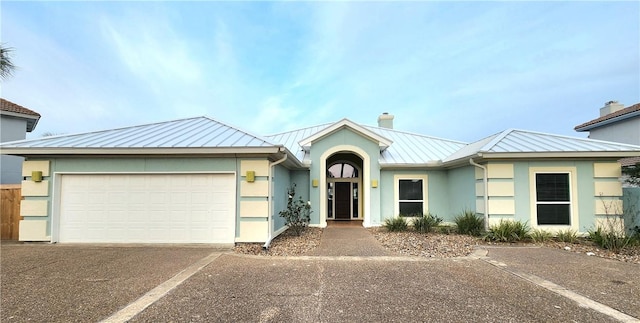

left=0, top=116, right=279, bottom=149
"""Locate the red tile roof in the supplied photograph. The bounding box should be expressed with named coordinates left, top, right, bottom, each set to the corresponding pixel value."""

left=0, top=98, right=41, bottom=117
left=575, top=103, right=640, bottom=131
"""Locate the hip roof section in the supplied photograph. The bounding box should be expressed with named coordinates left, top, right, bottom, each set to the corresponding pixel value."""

left=0, top=116, right=282, bottom=154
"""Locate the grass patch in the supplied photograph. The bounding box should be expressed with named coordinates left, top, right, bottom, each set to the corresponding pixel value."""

left=484, top=220, right=530, bottom=242
left=530, top=229, right=552, bottom=243
left=588, top=227, right=632, bottom=252
left=555, top=229, right=578, bottom=243
left=384, top=217, right=408, bottom=232
left=412, top=213, right=442, bottom=234
left=454, top=210, right=484, bottom=236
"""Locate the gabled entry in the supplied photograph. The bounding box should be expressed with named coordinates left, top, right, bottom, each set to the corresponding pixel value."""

left=327, top=153, right=362, bottom=221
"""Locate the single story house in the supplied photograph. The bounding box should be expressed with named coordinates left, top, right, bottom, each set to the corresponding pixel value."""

left=2, top=113, right=639, bottom=244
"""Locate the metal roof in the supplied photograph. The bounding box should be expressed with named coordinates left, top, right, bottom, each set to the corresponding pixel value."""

left=0, top=116, right=282, bottom=154
left=4, top=116, right=638, bottom=166
left=444, top=129, right=640, bottom=163
left=266, top=122, right=467, bottom=166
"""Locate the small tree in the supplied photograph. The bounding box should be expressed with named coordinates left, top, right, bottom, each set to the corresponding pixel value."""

left=1, top=44, right=16, bottom=80
left=279, top=184, right=312, bottom=236
left=622, top=162, right=640, bottom=187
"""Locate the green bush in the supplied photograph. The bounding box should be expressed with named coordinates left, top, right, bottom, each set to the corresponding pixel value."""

left=278, top=184, right=312, bottom=236
left=588, top=227, right=632, bottom=252
left=530, top=229, right=552, bottom=243
left=484, top=220, right=530, bottom=242
left=555, top=229, right=578, bottom=243
left=384, top=217, right=408, bottom=232
left=454, top=211, right=484, bottom=236
left=412, top=213, right=442, bottom=234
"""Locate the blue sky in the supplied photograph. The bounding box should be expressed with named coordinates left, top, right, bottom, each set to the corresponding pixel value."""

left=2, top=1, right=639, bottom=143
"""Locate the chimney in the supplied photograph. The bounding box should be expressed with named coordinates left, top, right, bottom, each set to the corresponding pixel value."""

left=377, top=112, right=394, bottom=129
left=600, top=100, right=624, bottom=117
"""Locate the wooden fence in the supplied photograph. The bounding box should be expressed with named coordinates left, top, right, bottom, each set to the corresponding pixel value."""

left=1, top=184, right=22, bottom=240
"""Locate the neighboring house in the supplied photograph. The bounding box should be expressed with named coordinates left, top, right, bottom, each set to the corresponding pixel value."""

left=574, top=101, right=640, bottom=146
left=575, top=100, right=640, bottom=230
left=0, top=98, right=41, bottom=184
left=574, top=101, right=640, bottom=181
left=1, top=114, right=639, bottom=243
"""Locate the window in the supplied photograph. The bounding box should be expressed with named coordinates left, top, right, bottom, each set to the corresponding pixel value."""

left=327, top=162, right=358, bottom=178
left=398, top=179, right=423, bottom=217
left=535, top=173, right=570, bottom=225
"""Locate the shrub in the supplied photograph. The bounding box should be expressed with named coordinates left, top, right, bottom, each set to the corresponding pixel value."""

left=454, top=210, right=484, bottom=236
left=588, top=227, right=632, bottom=252
left=384, top=217, right=408, bottom=232
left=278, top=184, right=312, bottom=236
left=412, top=213, right=442, bottom=234
left=555, top=229, right=578, bottom=243
left=530, top=229, right=552, bottom=243
left=484, top=220, right=530, bottom=242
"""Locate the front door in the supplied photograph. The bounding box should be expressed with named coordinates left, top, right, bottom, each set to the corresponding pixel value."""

left=334, top=182, right=351, bottom=220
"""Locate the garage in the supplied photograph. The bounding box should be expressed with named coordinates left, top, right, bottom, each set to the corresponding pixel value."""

left=57, top=173, right=236, bottom=244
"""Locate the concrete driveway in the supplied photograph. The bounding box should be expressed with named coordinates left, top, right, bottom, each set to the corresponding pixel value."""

left=2, top=243, right=638, bottom=322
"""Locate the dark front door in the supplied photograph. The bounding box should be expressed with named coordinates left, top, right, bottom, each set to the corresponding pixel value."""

left=334, top=182, right=351, bottom=220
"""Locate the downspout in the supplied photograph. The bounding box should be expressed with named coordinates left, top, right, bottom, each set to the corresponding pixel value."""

left=263, top=150, right=288, bottom=249
left=470, top=158, right=490, bottom=231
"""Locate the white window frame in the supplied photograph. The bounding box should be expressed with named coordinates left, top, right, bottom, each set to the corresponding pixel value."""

left=529, top=167, right=578, bottom=232
left=394, top=174, right=428, bottom=217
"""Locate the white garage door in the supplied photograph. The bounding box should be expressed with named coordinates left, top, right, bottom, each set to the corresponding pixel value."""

left=58, top=173, right=236, bottom=243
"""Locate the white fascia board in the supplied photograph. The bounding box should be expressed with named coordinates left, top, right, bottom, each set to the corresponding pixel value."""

left=0, top=147, right=284, bottom=156
left=298, top=119, right=393, bottom=150
left=479, top=151, right=640, bottom=159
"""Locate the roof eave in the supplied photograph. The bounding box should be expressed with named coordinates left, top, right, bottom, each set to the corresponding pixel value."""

left=0, top=146, right=285, bottom=156
left=575, top=110, right=640, bottom=132
left=380, top=161, right=443, bottom=169
left=1, top=110, right=41, bottom=132
left=479, top=151, right=640, bottom=159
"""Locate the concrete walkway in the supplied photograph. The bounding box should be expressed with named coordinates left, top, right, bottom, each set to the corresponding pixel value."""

left=306, top=225, right=394, bottom=257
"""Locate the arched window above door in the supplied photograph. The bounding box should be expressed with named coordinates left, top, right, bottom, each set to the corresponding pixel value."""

left=327, top=162, right=359, bottom=178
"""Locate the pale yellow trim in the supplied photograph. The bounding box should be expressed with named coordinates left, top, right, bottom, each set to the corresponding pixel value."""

left=475, top=182, right=484, bottom=196
left=476, top=198, right=485, bottom=213
left=20, top=200, right=48, bottom=216
left=19, top=220, right=49, bottom=241
left=488, top=181, right=514, bottom=197
left=240, top=200, right=269, bottom=218
left=240, top=181, right=269, bottom=197
left=320, top=145, right=371, bottom=227
left=593, top=162, right=622, bottom=178
left=393, top=174, right=429, bottom=217
left=529, top=167, right=578, bottom=231
left=474, top=167, right=483, bottom=180
left=595, top=199, right=623, bottom=215
left=488, top=199, right=515, bottom=214
left=22, top=160, right=50, bottom=177
left=236, top=221, right=268, bottom=242
left=240, top=160, right=270, bottom=177
left=594, top=181, right=623, bottom=197
left=21, top=180, right=49, bottom=197
left=487, top=164, right=514, bottom=179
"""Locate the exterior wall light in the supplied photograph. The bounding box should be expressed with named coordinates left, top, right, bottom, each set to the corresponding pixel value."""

left=31, top=171, right=43, bottom=182
left=246, top=171, right=255, bottom=183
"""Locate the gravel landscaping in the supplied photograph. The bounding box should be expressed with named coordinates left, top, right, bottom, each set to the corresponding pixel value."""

left=234, top=227, right=640, bottom=264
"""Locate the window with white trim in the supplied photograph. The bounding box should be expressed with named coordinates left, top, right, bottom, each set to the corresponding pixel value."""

left=398, top=179, right=424, bottom=217
left=535, top=173, right=571, bottom=225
